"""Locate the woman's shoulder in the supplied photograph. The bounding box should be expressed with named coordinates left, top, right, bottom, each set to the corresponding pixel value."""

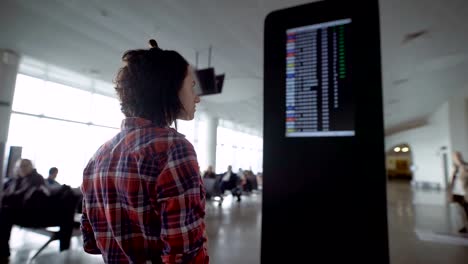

left=170, top=136, right=196, bottom=155
left=146, top=127, right=189, bottom=143
left=166, top=128, right=194, bottom=146
left=132, top=128, right=195, bottom=159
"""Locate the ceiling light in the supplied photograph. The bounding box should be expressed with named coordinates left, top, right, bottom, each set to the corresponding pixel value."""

left=89, top=68, right=101, bottom=76
left=402, top=29, right=428, bottom=44
left=392, top=79, right=409, bottom=86
left=394, top=147, right=401, bottom=152
left=99, top=9, right=109, bottom=17
left=402, top=147, right=409, bottom=152
left=387, top=99, right=400, bottom=105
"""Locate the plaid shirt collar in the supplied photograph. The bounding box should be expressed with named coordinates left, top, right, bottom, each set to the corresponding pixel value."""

left=121, top=117, right=157, bottom=130
left=120, top=117, right=186, bottom=137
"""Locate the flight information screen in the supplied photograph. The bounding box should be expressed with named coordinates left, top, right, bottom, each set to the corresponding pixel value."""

left=285, top=19, right=355, bottom=137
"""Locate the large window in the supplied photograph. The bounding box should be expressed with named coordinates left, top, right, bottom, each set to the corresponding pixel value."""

left=178, top=118, right=263, bottom=175
left=8, top=73, right=263, bottom=187
left=11, top=74, right=47, bottom=114
left=7, top=74, right=122, bottom=187
left=216, top=125, right=263, bottom=174
left=177, top=118, right=207, bottom=173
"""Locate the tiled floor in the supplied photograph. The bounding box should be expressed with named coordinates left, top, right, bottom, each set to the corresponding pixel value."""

left=7, top=193, right=263, bottom=264
left=7, top=182, right=468, bottom=263
left=387, top=180, right=468, bottom=264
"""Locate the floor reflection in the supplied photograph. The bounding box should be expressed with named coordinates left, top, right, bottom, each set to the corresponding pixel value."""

left=7, top=182, right=468, bottom=264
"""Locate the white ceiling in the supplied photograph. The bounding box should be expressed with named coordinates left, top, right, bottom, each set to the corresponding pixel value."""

left=1, top=0, right=468, bottom=135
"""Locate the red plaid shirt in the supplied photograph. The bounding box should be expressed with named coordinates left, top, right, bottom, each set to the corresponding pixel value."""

left=81, top=117, right=208, bottom=263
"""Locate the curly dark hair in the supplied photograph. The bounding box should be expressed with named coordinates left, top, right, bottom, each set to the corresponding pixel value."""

left=114, top=39, right=189, bottom=127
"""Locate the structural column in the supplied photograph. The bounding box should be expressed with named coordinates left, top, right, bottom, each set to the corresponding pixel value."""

left=204, top=115, right=218, bottom=171
left=0, top=49, right=20, bottom=193
left=449, top=96, right=468, bottom=158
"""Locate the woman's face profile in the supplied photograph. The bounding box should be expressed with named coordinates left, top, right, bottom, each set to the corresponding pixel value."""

left=178, top=65, right=201, bottom=121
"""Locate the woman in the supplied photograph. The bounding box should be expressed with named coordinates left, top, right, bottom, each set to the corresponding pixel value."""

left=81, top=39, right=208, bottom=263
left=449, top=151, right=468, bottom=233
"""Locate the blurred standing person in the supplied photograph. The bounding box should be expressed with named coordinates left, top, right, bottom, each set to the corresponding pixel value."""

left=449, top=151, right=468, bottom=233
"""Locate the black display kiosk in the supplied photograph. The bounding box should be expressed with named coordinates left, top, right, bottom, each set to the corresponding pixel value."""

left=262, top=1, right=388, bottom=263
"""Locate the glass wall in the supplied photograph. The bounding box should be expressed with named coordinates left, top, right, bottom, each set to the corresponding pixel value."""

left=7, top=74, right=122, bottom=187
left=178, top=118, right=263, bottom=175
left=7, top=73, right=263, bottom=187
left=216, top=124, right=263, bottom=174
left=177, top=118, right=208, bottom=173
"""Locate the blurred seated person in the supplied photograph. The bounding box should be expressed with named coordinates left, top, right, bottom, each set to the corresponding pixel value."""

left=2, top=159, right=48, bottom=207
left=219, top=165, right=241, bottom=202
left=202, top=166, right=217, bottom=200
left=46, top=167, right=60, bottom=186
left=203, top=165, right=216, bottom=179
left=237, top=168, right=244, bottom=178
left=243, top=170, right=258, bottom=193
left=45, top=167, right=82, bottom=212
left=256, top=172, right=263, bottom=189
left=0, top=159, right=79, bottom=261
left=238, top=168, right=247, bottom=186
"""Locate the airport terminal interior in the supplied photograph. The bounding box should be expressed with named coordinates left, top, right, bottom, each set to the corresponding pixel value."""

left=1, top=0, right=468, bottom=263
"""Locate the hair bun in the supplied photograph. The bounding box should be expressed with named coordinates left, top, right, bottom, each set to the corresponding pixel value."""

left=149, top=39, right=159, bottom=49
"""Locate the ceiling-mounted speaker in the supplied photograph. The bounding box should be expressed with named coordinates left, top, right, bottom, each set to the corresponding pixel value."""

left=196, top=68, right=224, bottom=96
left=215, top=74, right=225, bottom=94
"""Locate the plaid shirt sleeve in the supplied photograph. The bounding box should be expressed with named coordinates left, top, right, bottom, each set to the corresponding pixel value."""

left=155, top=139, right=209, bottom=264
left=80, top=198, right=101, bottom=254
